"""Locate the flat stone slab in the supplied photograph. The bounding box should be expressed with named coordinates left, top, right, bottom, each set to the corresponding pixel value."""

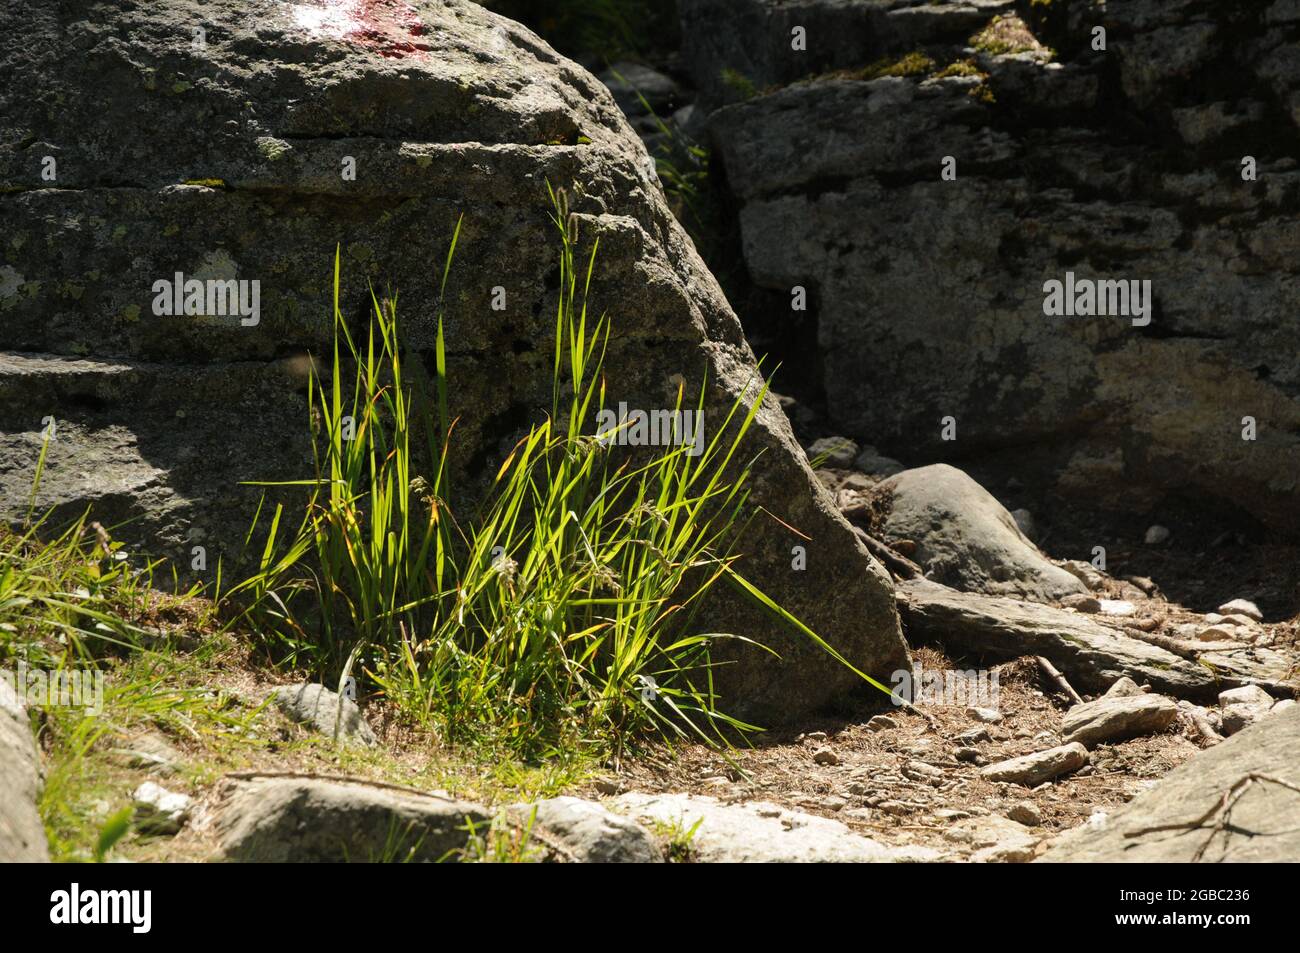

left=1062, top=693, right=1178, bottom=748
left=611, top=792, right=903, bottom=863
left=981, top=743, right=1089, bottom=786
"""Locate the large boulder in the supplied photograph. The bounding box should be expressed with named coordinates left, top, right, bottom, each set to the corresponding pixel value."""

left=703, top=2, right=1300, bottom=529
left=878, top=464, right=1085, bottom=601
left=1039, top=704, right=1300, bottom=862
left=0, top=678, right=49, bottom=861
left=0, top=0, right=908, bottom=722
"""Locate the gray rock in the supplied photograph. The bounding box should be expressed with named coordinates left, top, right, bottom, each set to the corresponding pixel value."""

left=1219, top=685, right=1276, bottom=709
left=273, top=683, right=376, bottom=747
left=1007, top=801, right=1043, bottom=827
left=1010, top=508, right=1037, bottom=541
left=980, top=743, right=1090, bottom=786
left=599, top=62, right=680, bottom=115
left=967, top=706, right=1004, bottom=724
left=509, top=796, right=662, bottom=863
left=0, top=679, right=48, bottom=861
left=0, top=0, right=910, bottom=725
left=1221, top=704, right=1263, bottom=736
left=611, top=792, right=903, bottom=863
left=680, top=0, right=1016, bottom=110
left=1217, top=599, right=1264, bottom=622
left=812, top=746, right=840, bottom=766
left=1039, top=706, right=1300, bottom=862
left=1103, top=676, right=1145, bottom=698
left=944, top=814, right=1040, bottom=863
left=1218, top=685, right=1277, bottom=736
left=1060, top=560, right=1108, bottom=591
left=866, top=714, right=898, bottom=732
left=1061, top=694, right=1178, bottom=749
left=807, top=435, right=859, bottom=469
left=879, top=465, right=1086, bottom=602
left=897, top=579, right=1224, bottom=699
left=1144, top=525, right=1171, bottom=546
left=216, top=777, right=490, bottom=862
left=853, top=446, right=906, bottom=477
left=132, top=781, right=192, bottom=835
left=1060, top=593, right=1101, bottom=613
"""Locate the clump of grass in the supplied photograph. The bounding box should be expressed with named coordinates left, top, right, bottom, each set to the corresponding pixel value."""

left=651, top=814, right=703, bottom=862
left=970, top=15, right=1047, bottom=57
left=229, top=187, right=871, bottom=761
left=720, top=68, right=758, bottom=101
left=856, top=51, right=936, bottom=81
left=0, top=511, right=186, bottom=670
left=456, top=810, right=543, bottom=863
left=934, top=59, right=984, bottom=80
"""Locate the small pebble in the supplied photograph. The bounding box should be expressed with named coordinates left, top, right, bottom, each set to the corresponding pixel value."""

left=813, top=746, right=840, bottom=766
left=1007, top=801, right=1043, bottom=827
left=967, top=706, right=1003, bottom=724
left=1060, top=593, right=1101, bottom=613
left=1144, top=525, right=1171, bottom=545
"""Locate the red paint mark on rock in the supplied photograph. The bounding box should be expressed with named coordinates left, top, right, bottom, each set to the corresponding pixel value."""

left=292, top=0, right=431, bottom=58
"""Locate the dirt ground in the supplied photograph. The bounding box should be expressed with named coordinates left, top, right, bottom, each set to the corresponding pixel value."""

left=601, top=648, right=1205, bottom=858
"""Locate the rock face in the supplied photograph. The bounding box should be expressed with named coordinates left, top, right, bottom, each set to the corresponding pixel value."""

left=1040, top=705, right=1300, bottom=862
left=0, top=0, right=909, bottom=722
left=702, top=1, right=1300, bottom=529
left=878, top=464, right=1085, bottom=601
left=216, top=777, right=490, bottom=862
left=0, top=679, right=49, bottom=861
left=681, top=0, right=1017, bottom=109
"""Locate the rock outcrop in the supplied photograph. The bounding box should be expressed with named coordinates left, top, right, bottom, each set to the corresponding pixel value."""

left=0, top=0, right=909, bottom=721
left=698, top=0, right=1300, bottom=529
left=1040, top=705, right=1300, bottom=862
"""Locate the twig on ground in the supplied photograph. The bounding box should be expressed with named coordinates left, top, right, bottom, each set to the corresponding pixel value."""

left=1035, top=655, right=1084, bottom=705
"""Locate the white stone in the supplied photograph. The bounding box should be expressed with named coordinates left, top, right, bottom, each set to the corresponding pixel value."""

left=1216, top=599, right=1263, bottom=622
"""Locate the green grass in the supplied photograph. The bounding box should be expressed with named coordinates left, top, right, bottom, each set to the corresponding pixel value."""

left=227, top=186, right=867, bottom=762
